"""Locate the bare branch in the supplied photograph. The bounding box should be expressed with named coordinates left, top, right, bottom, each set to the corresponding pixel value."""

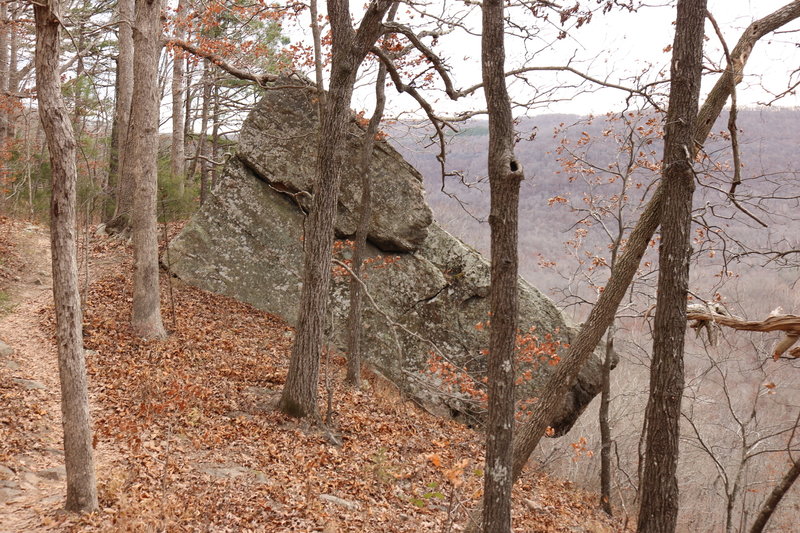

left=169, top=39, right=294, bottom=88
left=457, top=65, right=664, bottom=110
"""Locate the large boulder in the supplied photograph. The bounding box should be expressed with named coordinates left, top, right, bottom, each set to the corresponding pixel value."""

left=237, top=88, right=432, bottom=252
left=167, top=85, right=610, bottom=435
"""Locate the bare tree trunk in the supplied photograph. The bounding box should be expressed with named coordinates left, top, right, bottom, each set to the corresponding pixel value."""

left=198, top=58, right=211, bottom=204
left=278, top=49, right=360, bottom=419
left=345, top=2, right=397, bottom=387
left=34, top=0, right=98, bottom=512
left=749, top=457, right=800, bottom=533
left=499, top=0, right=800, bottom=504
left=637, top=2, right=706, bottom=531
left=345, top=66, right=385, bottom=387
left=130, top=0, right=166, bottom=339
left=7, top=2, right=18, bottom=139
left=599, top=328, right=614, bottom=515
left=170, top=0, right=186, bottom=198
left=210, top=81, right=219, bottom=190
left=279, top=0, right=393, bottom=419
left=0, top=2, right=9, bottom=140
left=310, top=0, right=326, bottom=109
left=183, top=53, right=195, bottom=187
left=185, top=60, right=210, bottom=200
left=71, top=4, right=86, bottom=133
left=108, top=0, right=134, bottom=229
left=479, top=1, right=524, bottom=531
left=104, top=58, right=122, bottom=222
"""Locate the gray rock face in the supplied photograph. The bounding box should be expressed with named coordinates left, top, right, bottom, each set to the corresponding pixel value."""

left=237, top=88, right=432, bottom=252
left=167, top=85, right=608, bottom=435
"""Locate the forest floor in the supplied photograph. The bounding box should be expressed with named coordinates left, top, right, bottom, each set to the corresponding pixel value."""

left=0, top=215, right=630, bottom=532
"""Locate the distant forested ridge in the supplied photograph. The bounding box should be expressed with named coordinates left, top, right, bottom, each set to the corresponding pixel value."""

left=390, top=108, right=800, bottom=295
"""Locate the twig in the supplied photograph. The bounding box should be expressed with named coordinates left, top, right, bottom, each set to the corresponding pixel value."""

left=706, top=9, right=768, bottom=229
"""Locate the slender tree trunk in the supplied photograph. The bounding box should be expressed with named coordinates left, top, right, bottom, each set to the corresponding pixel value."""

left=479, top=1, right=524, bottom=531
left=130, top=0, right=166, bottom=340
left=345, top=64, right=386, bottom=387
left=310, top=0, right=326, bottom=108
left=749, top=457, right=800, bottom=533
left=198, top=58, right=211, bottom=204
left=104, top=58, right=122, bottom=222
left=71, top=7, right=86, bottom=133
left=0, top=2, right=9, bottom=140
left=183, top=51, right=197, bottom=168
left=279, top=0, right=393, bottom=419
left=108, top=0, right=134, bottom=229
left=7, top=3, right=17, bottom=139
left=185, top=60, right=210, bottom=198
left=210, top=81, right=220, bottom=190
left=170, top=0, right=186, bottom=198
left=637, top=2, right=706, bottom=532
left=345, top=2, right=397, bottom=387
left=183, top=54, right=194, bottom=187
left=599, top=328, right=614, bottom=515
left=34, top=0, right=98, bottom=512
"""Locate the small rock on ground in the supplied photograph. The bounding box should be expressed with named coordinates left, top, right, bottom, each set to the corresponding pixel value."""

left=319, top=494, right=361, bottom=510
left=0, top=465, right=16, bottom=480
left=11, top=378, right=46, bottom=390
left=36, top=466, right=65, bottom=481
left=0, top=340, right=13, bottom=358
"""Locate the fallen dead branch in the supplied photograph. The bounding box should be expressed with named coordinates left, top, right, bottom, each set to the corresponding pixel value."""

left=686, top=306, right=800, bottom=360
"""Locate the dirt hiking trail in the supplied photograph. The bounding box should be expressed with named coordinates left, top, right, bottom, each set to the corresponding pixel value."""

left=0, top=220, right=116, bottom=532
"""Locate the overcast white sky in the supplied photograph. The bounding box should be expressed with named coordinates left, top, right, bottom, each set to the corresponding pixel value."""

left=288, top=0, right=800, bottom=118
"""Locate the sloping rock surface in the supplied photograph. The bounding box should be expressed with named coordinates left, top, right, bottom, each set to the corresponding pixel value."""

left=237, top=88, right=432, bottom=252
left=167, top=85, right=608, bottom=434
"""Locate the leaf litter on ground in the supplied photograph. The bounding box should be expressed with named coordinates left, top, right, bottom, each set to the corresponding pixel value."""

left=1, top=217, right=630, bottom=532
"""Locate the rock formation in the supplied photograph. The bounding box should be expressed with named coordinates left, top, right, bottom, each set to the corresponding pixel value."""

left=167, top=85, right=612, bottom=435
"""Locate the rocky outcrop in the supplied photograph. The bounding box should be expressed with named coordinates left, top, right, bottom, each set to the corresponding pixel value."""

left=167, top=85, right=610, bottom=435
left=237, top=88, right=432, bottom=252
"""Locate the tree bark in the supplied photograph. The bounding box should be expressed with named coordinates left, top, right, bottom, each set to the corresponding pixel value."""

left=7, top=2, right=18, bottom=139
left=183, top=54, right=194, bottom=184
left=345, top=2, right=398, bottom=388
left=210, top=81, right=220, bottom=190
left=748, top=456, right=800, bottom=533
left=479, top=1, right=525, bottom=531
left=599, top=328, right=614, bottom=515
left=130, top=0, right=166, bottom=340
left=34, top=0, right=98, bottom=512
left=108, top=0, right=134, bottom=228
left=310, top=0, right=326, bottom=109
left=0, top=2, right=9, bottom=140
left=637, top=3, right=706, bottom=531
left=501, top=0, right=800, bottom=502
left=345, top=63, right=386, bottom=387
left=198, top=58, right=211, bottom=205
left=170, top=0, right=186, bottom=198
left=279, top=0, right=393, bottom=419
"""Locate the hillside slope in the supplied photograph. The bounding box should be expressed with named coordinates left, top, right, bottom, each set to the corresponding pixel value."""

left=0, top=216, right=629, bottom=532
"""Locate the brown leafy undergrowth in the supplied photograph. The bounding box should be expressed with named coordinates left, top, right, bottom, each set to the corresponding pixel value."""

left=9, top=221, right=629, bottom=532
